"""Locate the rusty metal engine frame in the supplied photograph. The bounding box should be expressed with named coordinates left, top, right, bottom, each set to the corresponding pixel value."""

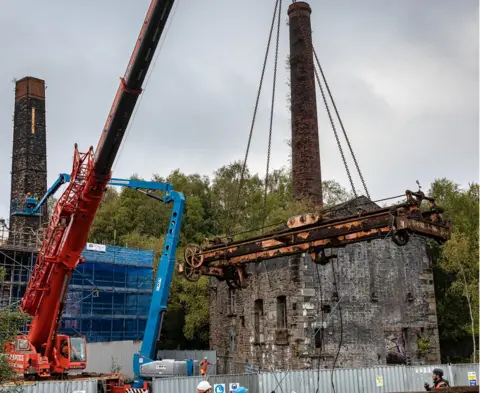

left=179, top=190, right=451, bottom=288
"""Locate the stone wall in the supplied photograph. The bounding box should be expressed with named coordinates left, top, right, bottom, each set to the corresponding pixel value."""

left=9, top=77, right=48, bottom=234
left=209, top=235, right=440, bottom=372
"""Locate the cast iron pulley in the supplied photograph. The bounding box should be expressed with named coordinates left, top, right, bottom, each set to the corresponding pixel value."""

left=183, top=265, right=201, bottom=282
left=224, top=265, right=248, bottom=289
left=184, top=243, right=204, bottom=268
left=225, top=267, right=241, bottom=289
left=391, top=229, right=410, bottom=246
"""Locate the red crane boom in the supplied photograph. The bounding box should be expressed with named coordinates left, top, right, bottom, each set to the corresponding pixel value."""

left=8, top=0, right=175, bottom=378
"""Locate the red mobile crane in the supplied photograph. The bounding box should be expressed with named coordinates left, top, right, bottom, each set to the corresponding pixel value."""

left=6, top=0, right=176, bottom=379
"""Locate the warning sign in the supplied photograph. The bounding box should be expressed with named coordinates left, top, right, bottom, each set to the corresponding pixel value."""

left=468, top=371, right=477, bottom=386
left=376, top=375, right=384, bottom=387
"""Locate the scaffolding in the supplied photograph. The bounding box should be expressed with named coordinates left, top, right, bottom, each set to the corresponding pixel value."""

left=0, top=227, right=154, bottom=342
left=62, top=245, right=154, bottom=342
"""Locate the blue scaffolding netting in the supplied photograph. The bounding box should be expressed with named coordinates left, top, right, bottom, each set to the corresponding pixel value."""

left=0, top=244, right=154, bottom=343
left=61, top=245, right=154, bottom=342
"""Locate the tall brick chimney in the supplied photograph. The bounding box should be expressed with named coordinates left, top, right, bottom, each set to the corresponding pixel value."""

left=288, top=2, right=323, bottom=206
left=9, top=77, right=48, bottom=234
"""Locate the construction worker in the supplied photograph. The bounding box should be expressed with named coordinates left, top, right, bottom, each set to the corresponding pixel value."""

left=60, top=340, right=69, bottom=358
left=199, top=357, right=213, bottom=377
left=196, top=380, right=212, bottom=393
left=424, top=368, right=450, bottom=390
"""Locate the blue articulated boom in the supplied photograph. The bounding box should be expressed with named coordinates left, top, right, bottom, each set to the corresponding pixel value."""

left=12, top=173, right=70, bottom=217
left=17, top=174, right=187, bottom=387
left=131, top=184, right=186, bottom=386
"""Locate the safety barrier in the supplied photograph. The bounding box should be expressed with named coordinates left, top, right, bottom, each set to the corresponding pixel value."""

left=151, top=363, right=479, bottom=393
left=0, top=379, right=97, bottom=393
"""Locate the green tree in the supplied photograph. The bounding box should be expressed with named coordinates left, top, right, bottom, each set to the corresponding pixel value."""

left=429, top=179, right=479, bottom=362
left=88, top=164, right=355, bottom=350
left=0, top=268, right=30, bottom=385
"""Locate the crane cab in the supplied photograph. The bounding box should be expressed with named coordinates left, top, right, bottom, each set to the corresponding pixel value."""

left=55, top=335, right=87, bottom=372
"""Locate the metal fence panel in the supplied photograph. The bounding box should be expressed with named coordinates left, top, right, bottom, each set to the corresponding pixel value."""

left=152, top=373, right=258, bottom=393
left=407, top=364, right=450, bottom=391
left=0, top=380, right=97, bottom=393
left=150, top=363, right=479, bottom=393
left=356, top=366, right=407, bottom=392
left=152, top=376, right=204, bottom=393
left=258, top=364, right=479, bottom=393
left=450, top=364, right=479, bottom=386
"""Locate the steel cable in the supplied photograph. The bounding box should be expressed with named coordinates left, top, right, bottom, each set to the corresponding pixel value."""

left=262, top=0, right=282, bottom=232
left=230, top=0, right=280, bottom=236
left=312, top=49, right=370, bottom=199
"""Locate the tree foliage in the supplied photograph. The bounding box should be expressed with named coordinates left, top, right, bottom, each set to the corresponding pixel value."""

left=429, top=179, right=479, bottom=362
left=0, top=268, right=30, bottom=384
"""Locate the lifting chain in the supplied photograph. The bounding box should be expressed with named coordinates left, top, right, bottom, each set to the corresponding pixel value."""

left=312, top=50, right=370, bottom=200
left=262, top=0, right=282, bottom=231
left=230, top=0, right=281, bottom=238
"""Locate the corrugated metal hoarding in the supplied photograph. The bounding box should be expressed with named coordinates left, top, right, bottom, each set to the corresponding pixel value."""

left=0, top=380, right=97, bottom=393
left=259, top=364, right=478, bottom=393
left=151, top=363, right=478, bottom=393
left=152, top=373, right=258, bottom=393
left=450, top=364, right=480, bottom=386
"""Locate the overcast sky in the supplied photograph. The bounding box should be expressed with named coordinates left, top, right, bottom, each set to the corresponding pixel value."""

left=0, top=0, right=478, bottom=220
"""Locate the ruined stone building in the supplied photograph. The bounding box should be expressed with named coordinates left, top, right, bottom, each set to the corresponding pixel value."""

left=209, top=2, right=440, bottom=373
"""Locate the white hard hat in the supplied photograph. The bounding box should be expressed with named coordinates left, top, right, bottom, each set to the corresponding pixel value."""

left=204, top=357, right=208, bottom=360
left=197, top=381, right=212, bottom=392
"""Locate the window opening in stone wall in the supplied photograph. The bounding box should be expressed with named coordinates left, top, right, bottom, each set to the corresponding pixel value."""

left=229, top=327, right=236, bottom=352
left=314, top=327, right=323, bottom=349
left=385, top=329, right=408, bottom=365
left=277, top=295, right=287, bottom=329
left=228, top=287, right=236, bottom=316
left=254, top=299, right=264, bottom=343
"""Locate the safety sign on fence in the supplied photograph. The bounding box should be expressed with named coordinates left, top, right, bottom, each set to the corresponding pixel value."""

left=229, top=382, right=239, bottom=393
left=214, top=384, right=226, bottom=393
left=376, top=375, right=384, bottom=387
left=468, top=371, right=477, bottom=386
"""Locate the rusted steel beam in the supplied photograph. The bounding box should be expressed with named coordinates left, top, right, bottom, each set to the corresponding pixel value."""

left=180, top=190, right=451, bottom=287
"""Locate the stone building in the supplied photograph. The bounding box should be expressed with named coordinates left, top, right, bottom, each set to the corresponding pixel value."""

left=9, top=76, right=48, bottom=235
left=209, top=198, right=441, bottom=372
left=209, top=1, right=440, bottom=372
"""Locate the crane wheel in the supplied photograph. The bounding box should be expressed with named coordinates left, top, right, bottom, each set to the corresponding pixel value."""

left=184, top=243, right=204, bottom=268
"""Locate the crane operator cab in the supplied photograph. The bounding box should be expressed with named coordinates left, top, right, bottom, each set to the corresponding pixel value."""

left=56, top=335, right=87, bottom=371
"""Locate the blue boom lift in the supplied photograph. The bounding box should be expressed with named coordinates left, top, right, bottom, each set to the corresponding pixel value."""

left=14, top=173, right=195, bottom=388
